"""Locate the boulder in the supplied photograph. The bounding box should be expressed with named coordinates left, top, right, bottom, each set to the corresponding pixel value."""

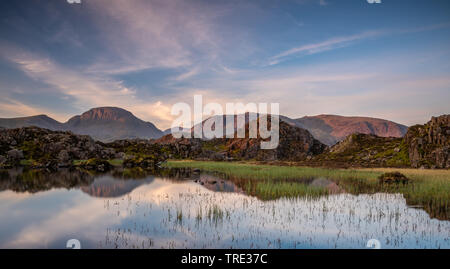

left=378, top=172, right=410, bottom=184
left=115, top=152, right=126, bottom=160
left=7, top=149, right=23, bottom=161
left=57, top=150, right=71, bottom=166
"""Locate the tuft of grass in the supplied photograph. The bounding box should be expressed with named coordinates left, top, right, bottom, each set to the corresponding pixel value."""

left=207, top=204, right=223, bottom=223
left=254, top=181, right=328, bottom=200
left=108, top=159, right=124, bottom=166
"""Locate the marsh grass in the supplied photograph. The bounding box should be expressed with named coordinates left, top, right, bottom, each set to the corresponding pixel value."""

left=165, top=161, right=450, bottom=220
left=254, top=181, right=329, bottom=200
left=164, top=160, right=380, bottom=181
left=207, top=204, right=224, bottom=224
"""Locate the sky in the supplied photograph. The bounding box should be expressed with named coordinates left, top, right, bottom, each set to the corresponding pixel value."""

left=0, top=0, right=449, bottom=129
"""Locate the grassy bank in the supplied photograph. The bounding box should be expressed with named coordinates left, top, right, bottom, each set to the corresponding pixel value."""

left=164, top=160, right=383, bottom=181
left=164, top=160, right=450, bottom=220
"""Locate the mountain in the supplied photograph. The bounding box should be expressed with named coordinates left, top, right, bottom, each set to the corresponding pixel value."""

left=294, top=115, right=408, bottom=146
left=190, top=113, right=298, bottom=138
left=0, top=115, right=63, bottom=130
left=65, top=107, right=163, bottom=142
left=0, top=107, right=163, bottom=142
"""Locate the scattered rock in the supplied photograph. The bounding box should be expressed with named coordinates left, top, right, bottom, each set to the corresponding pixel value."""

left=378, top=172, right=410, bottom=184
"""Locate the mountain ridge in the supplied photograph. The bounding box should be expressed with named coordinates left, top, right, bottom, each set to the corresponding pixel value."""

left=0, top=108, right=408, bottom=144
left=295, top=114, right=408, bottom=146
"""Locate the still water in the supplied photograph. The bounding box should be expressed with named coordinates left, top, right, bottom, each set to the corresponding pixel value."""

left=0, top=168, right=448, bottom=249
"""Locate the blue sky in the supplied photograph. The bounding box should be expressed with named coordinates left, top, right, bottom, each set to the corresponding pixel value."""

left=0, top=0, right=449, bottom=128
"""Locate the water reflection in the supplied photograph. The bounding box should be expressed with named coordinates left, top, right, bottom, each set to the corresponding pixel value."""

left=0, top=168, right=448, bottom=249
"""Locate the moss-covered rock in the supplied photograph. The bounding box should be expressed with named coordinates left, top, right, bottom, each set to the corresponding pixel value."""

left=378, top=172, right=410, bottom=184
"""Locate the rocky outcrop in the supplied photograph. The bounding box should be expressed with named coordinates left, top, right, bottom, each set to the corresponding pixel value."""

left=405, top=115, right=449, bottom=169
left=0, top=127, right=116, bottom=168
left=220, top=120, right=327, bottom=161
left=153, top=119, right=327, bottom=161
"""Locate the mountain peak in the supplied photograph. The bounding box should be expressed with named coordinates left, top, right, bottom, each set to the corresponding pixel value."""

left=79, top=107, right=135, bottom=121
left=64, top=107, right=163, bottom=142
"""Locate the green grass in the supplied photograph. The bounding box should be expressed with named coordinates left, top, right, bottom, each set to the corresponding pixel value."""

left=19, top=159, right=33, bottom=166
left=108, top=159, right=123, bottom=166
left=165, top=160, right=450, bottom=220
left=164, top=160, right=382, bottom=181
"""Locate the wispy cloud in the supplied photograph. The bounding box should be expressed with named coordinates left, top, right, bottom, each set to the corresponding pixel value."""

left=269, top=30, right=383, bottom=65
left=269, top=22, right=450, bottom=66
left=0, top=46, right=175, bottom=126
left=84, top=0, right=222, bottom=76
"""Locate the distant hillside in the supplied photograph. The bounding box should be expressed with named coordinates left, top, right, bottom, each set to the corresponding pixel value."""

left=0, top=107, right=163, bottom=142
left=0, top=115, right=63, bottom=130
left=65, top=107, right=163, bottom=142
left=295, top=115, right=408, bottom=146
